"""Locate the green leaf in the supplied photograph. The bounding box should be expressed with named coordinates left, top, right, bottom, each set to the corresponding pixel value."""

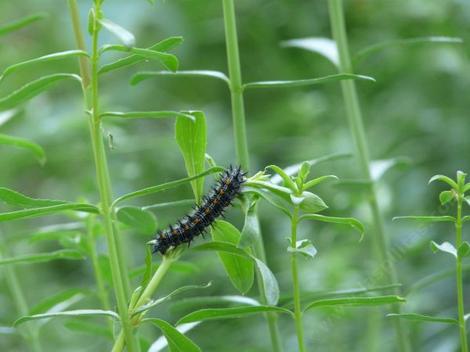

left=370, top=157, right=410, bottom=181
left=439, top=190, right=455, bottom=205
left=192, top=241, right=279, bottom=305
left=386, top=313, right=458, bottom=325
left=287, top=239, right=317, bottom=259
left=0, top=74, right=81, bottom=111
left=212, top=221, right=254, bottom=294
left=428, top=174, right=458, bottom=190
left=239, top=202, right=260, bottom=248
left=354, top=36, right=463, bottom=64
left=116, top=206, right=157, bottom=234
left=101, top=111, right=194, bottom=121
left=177, top=306, right=293, bottom=325
left=299, top=214, right=364, bottom=240
left=14, top=309, right=120, bottom=326
left=0, top=203, right=99, bottom=222
left=297, top=192, right=328, bottom=213
left=0, top=12, right=47, bottom=37
left=303, top=175, right=338, bottom=190
left=175, top=111, right=207, bottom=200
left=304, top=295, right=405, bottom=312
left=130, top=70, right=230, bottom=86
left=281, top=37, right=339, bottom=67
left=133, top=282, right=211, bottom=316
left=99, top=36, right=183, bottom=74
left=243, top=73, right=374, bottom=90
left=143, top=319, right=201, bottom=352
left=0, top=187, right=63, bottom=208
left=266, top=165, right=298, bottom=192
left=0, top=134, right=46, bottom=165
left=141, top=246, right=153, bottom=288
left=393, top=216, right=456, bottom=223
left=457, top=170, right=467, bottom=188
left=64, top=320, right=113, bottom=339
left=98, top=18, right=135, bottom=47
left=431, top=241, right=457, bottom=258
left=0, top=249, right=84, bottom=266
left=241, top=186, right=291, bottom=218
left=0, top=50, right=88, bottom=82
left=458, top=242, right=470, bottom=258
left=112, top=167, right=223, bottom=207
left=30, top=289, right=85, bottom=315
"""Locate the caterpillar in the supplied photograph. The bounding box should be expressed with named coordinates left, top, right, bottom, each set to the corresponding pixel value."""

left=152, top=165, right=246, bottom=255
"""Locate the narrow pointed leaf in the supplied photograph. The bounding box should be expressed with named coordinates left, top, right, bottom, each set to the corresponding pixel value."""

left=458, top=242, right=470, bottom=258
left=303, top=175, right=339, bottom=190
left=99, top=18, right=135, bottom=47
left=143, top=319, right=201, bottom=352
left=130, top=70, right=230, bottom=86
left=0, top=13, right=47, bottom=37
left=0, top=187, right=64, bottom=208
left=101, top=111, right=194, bottom=121
left=0, top=134, right=46, bottom=164
left=177, top=306, right=293, bottom=325
left=287, top=239, right=317, bottom=259
left=304, top=295, right=405, bottom=312
left=428, top=174, right=458, bottom=189
left=266, top=165, right=297, bottom=192
left=148, top=322, right=200, bottom=352
left=243, top=73, right=374, bottom=90
left=393, top=216, right=456, bottom=223
left=0, top=249, right=84, bottom=266
left=431, top=241, right=457, bottom=258
left=14, top=309, right=120, bottom=326
left=0, top=74, right=81, bottom=111
left=299, top=214, right=364, bottom=240
left=281, top=37, right=338, bottom=67
left=386, top=313, right=458, bottom=325
left=0, top=203, right=99, bottom=222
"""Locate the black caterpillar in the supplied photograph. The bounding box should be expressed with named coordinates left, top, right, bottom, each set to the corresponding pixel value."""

left=152, top=166, right=246, bottom=255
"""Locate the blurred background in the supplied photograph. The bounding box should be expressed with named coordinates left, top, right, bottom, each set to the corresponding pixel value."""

left=0, top=0, right=469, bottom=351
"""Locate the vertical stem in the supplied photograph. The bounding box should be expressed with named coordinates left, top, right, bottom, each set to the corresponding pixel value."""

left=327, top=1, right=410, bottom=351
left=290, top=206, right=306, bottom=352
left=67, top=1, right=137, bottom=351
left=221, top=1, right=282, bottom=350
left=456, top=197, right=468, bottom=352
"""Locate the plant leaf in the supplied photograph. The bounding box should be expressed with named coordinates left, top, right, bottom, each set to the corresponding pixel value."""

left=177, top=306, right=293, bottom=325
left=439, top=190, right=455, bottom=205
left=304, top=295, right=405, bottom=312
left=303, top=175, right=338, bottom=190
left=0, top=74, right=81, bottom=111
left=112, top=167, right=223, bottom=207
left=0, top=50, right=88, bottom=82
left=99, top=36, right=183, bottom=74
left=287, top=239, right=317, bottom=259
left=0, top=187, right=64, bottom=208
left=175, top=111, right=207, bottom=200
left=297, top=192, right=328, bottom=213
left=243, top=73, right=374, bottom=90
left=143, top=319, right=201, bottom=352
left=101, top=111, right=194, bottom=121
left=354, top=36, right=463, bottom=64
left=299, top=214, right=364, bottom=240
left=116, top=206, right=157, bottom=234
left=0, top=250, right=84, bottom=266
left=386, top=313, right=458, bottom=325
left=0, top=203, right=99, bottom=222
left=0, top=134, right=46, bottom=165
left=431, top=241, right=457, bottom=258
left=281, top=37, right=338, bottom=67
left=212, top=221, right=254, bottom=294
left=14, top=309, right=120, bottom=326
left=130, top=70, right=230, bottom=86
left=64, top=320, right=113, bottom=339
left=458, top=242, right=470, bottom=258
left=428, top=174, right=458, bottom=189
left=0, top=12, right=47, bottom=37
left=265, top=165, right=298, bottom=192
left=393, top=216, right=456, bottom=223
left=148, top=322, right=200, bottom=352
left=30, top=289, right=85, bottom=315
left=98, top=18, right=135, bottom=47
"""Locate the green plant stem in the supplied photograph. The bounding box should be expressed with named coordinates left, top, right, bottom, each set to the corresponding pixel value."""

left=290, top=206, right=306, bottom=352
left=221, top=1, right=282, bottom=350
left=67, top=1, right=137, bottom=351
left=456, top=197, right=468, bottom=352
left=327, top=1, right=410, bottom=351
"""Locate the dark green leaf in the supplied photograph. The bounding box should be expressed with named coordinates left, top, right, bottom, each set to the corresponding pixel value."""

left=142, top=318, right=201, bottom=352
left=0, top=13, right=47, bottom=37
left=458, top=242, right=470, bottom=258
left=299, top=214, right=364, bottom=240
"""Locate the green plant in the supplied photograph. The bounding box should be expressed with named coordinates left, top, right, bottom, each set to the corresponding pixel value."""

left=394, top=171, right=469, bottom=351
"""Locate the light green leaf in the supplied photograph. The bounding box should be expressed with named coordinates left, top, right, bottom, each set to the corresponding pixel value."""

left=428, top=174, right=458, bottom=189
left=266, top=165, right=297, bottom=192
left=241, top=186, right=291, bottom=218
left=143, top=319, right=201, bottom=352
left=30, top=289, right=85, bottom=315
left=297, top=192, right=328, bottom=213
left=354, top=36, right=463, bottom=64
left=386, top=313, right=458, bottom=325
left=0, top=74, right=81, bottom=111
left=175, top=111, right=207, bottom=200
left=0, top=50, right=88, bottom=82
left=458, top=242, right=470, bottom=258
left=14, top=309, right=120, bottom=326
left=287, top=239, right=317, bottom=259
left=130, top=70, right=230, bottom=86
left=393, top=216, right=456, bottom=223
left=116, top=206, right=157, bottom=234
left=304, top=295, right=405, bottom=312
left=431, top=241, right=457, bottom=258
left=177, top=306, right=293, bottom=325
left=148, top=322, right=200, bottom=352
left=239, top=202, right=260, bottom=248
left=0, top=134, right=46, bottom=165
left=112, top=167, right=223, bottom=207
left=101, top=111, right=194, bottom=121
left=0, top=249, right=84, bottom=266
left=303, top=175, right=338, bottom=190
left=0, top=13, right=47, bottom=37
left=98, top=18, right=135, bottom=47
left=299, top=214, right=364, bottom=240
left=212, top=221, right=254, bottom=294
left=64, top=320, right=113, bottom=339
left=281, top=37, right=338, bottom=67
left=99, top=36, right=183, bottom=74
left=439, top=190, right=455, bottom=205
left=0, top=187, right=63, bottom=208
left=0, top=203, right=99, bottom=222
